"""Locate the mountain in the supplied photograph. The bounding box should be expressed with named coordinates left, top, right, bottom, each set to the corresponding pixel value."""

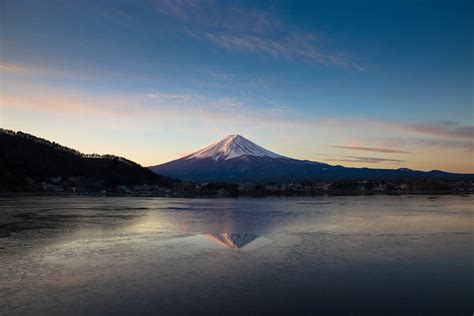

left=206, top=233, right=259, bottom=249
left=186, top=134, right=284, bottom=160
left=0, top=129, right=175, bottom=191
left=150, top=134, right=472, bottom=183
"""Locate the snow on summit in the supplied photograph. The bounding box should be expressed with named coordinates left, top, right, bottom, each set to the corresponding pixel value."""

left=186, top=134, right=285, bottom=161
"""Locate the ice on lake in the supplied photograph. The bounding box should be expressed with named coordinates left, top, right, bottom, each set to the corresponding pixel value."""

left=1, top=195, right=473, bottom=314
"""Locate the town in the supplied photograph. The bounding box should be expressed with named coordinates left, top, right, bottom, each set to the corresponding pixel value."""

left=20, top=176, right=474, bottom=197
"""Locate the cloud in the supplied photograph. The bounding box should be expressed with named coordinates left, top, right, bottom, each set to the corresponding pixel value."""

left=205, top=33, right=285, bottom=56
left=146, top=89, right=199, bottom=104
left=0, top=63, right=68, bottom=77
left=152, top=0, right=201, bottom=21
left=371, top=137, right=473, bottom=152
left=328, top=156, right=406, bottom=164
left=0, top=90, right=122, bottom=116
left=0, top=62, right=99, bottom=81
left=331, top=145, right=410, bottom=154
left=152, top=0, right=275, bottom=33
left=0, top=62, right=154, bottom=82
left=0, top=83, right=293, bottom=130
left=95, top=7, right=138, bottom=30
left=328, top=56, right=365, bottom=72
left=153, top=0, right=363, bottom=70
left=0, top=64, right=27, bottom=73
left=321, top=118, right=473, bottom=157
left=202, top=32, right=363, bottom=70
left=396, top=121, right=474, bottom=139
left=322, top=117, right=474, bottom=140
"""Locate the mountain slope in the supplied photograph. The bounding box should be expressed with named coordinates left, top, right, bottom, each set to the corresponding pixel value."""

left=0, top=129, right=175, bottom=191
left=150, top=134, right=472, bottom=183
left=187, top=134, right=284, bottom=160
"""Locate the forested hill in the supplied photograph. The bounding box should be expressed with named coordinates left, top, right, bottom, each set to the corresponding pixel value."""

left=0, top=129, right=176, bottom=191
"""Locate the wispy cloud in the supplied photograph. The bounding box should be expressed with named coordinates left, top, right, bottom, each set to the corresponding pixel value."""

left=371, top=137, right=473, bottom=152
left=0, top=62, right=107, bottom=82
left=331, top=145, right=410, bottom=154
left=328, top=156, right=406, bottom=164
left=328, top=56, right=365, bottom=72
left=322, top=118, right=474, bottom=140
left=0, top=62, right=152, bottom=82
left=396, top=121, right=474, bottom=139
left=0, top=84, right=289, bottom=129
left=0, top=63, right=70, bottom=77
left=153, top=0, right=363, bottom=70
left=152, top=0, right=201, bottom=21
left=200, top=31, right=363, bottom=70
left=94, top=7, right=138, bottom=30
left=152, top=0, right=275, bottom=33
left=0, top=90, right=123, bottom=116
left=323, top=119, right=474, bottom=159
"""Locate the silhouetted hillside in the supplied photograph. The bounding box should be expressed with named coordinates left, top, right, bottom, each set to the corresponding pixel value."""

left=0, top=129, right=176, bottom=191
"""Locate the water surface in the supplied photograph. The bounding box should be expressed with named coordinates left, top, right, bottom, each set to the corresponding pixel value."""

left=1, top=195, right=473, bottom=315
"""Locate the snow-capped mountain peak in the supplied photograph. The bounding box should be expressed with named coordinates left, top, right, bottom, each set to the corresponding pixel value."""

left=186, top=134, right=285, bottom=161
left=150, top=134, right=460, bottom=183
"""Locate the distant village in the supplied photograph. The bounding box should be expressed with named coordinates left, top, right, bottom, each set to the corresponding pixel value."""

left=14, top=175, right=474, bottom=197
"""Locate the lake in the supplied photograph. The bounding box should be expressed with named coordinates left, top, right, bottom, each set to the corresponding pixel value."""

left=1, top=195, right=473, bottom=315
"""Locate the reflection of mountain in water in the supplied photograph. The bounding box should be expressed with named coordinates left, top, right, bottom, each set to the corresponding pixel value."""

left=207, top=233, right=259, bottom=249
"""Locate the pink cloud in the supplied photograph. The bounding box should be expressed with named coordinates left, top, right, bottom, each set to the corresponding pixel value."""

left=331, top=145, right=410, bottom=154
left=327, top=156, right=406, bottom=164
left=397, top=121, right=474, bottom=139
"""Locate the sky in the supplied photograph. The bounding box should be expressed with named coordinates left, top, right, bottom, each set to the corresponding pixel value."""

left=0, top=0, right=472, bottom=173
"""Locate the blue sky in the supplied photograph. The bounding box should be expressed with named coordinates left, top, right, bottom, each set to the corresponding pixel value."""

left=0, top=0, right=473, bottom=172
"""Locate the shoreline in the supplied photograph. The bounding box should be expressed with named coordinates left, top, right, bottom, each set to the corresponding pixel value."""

left=0, top=191, right=471, bottom=198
